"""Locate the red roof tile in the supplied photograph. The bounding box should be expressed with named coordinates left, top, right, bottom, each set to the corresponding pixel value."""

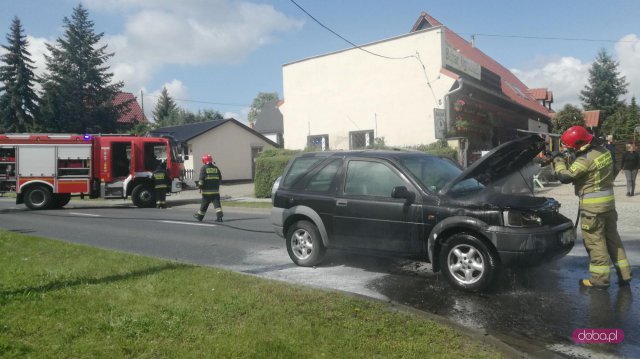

left=583, top=110, right=600, bottom=128
left=529, top=88, right=548, bottom=101
left=113, top=92, right=147, bottom=124
left=412, top=12, right=553, bottom=119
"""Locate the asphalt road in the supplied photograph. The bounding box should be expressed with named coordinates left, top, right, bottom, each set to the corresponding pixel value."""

left=1, top=197, right=637, bottom=359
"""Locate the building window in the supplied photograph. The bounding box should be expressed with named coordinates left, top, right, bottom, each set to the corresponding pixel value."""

left=307, top=134, right=329, bottom=151
left=349, top=130, right=374, bottom=149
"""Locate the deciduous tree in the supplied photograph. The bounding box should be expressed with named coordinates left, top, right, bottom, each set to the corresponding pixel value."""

left=552, top=104, right=585, bottom=134
left=248, top=92, right=278, bottom=125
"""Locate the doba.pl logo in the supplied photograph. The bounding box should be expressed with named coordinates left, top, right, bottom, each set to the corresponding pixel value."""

left=572, top=329, right=624, bottom=344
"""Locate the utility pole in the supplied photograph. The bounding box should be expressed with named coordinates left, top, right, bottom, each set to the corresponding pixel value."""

left=140, top=90, right=144, bottom=114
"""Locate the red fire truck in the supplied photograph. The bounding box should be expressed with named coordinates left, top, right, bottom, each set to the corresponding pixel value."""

left=0, top=133, right=185, bottom=209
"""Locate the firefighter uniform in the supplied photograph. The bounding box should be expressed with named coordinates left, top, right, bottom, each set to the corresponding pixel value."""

left=554, top=143, right=632, bottom=287
left=153, top=162, right=169, bottom=209
left=194, top=162, right=223, bottom=222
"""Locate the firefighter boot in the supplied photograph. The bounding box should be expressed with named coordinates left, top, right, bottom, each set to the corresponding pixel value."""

left=579, top=279, right=609, bottom=290
left=193, top=213, right=204, bottom=222
left=216, top=215, right=223, bottom=223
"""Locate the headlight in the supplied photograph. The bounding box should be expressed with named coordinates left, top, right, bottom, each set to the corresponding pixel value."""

left=503, top=210, right=542, bottom=227
left=559, top=229, right=575, bottom=245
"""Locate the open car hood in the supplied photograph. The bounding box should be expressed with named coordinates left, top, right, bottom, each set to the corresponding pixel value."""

left=440, top=135, right=545, bottom=195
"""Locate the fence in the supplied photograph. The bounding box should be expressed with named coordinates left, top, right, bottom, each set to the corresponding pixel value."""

left=181, top=169, right=195, bottom=179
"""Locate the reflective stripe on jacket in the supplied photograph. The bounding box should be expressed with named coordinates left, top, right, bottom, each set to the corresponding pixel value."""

left=199, top=163, right=221, bottom=195
left=153, top=170, right=169, bottom=189
left=554, top=144, right=615, bottom=213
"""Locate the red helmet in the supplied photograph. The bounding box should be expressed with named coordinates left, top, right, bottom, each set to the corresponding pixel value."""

left=561, top=126, right=593, bottom=149
left=201, top=154, right=213, bottom=164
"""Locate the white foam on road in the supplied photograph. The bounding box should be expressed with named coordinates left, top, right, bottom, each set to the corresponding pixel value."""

left=160, top=220, right=217, bottom=227
left=69, top=212, right=101, bottom=217
left=547, top=343, right=620, bottom=359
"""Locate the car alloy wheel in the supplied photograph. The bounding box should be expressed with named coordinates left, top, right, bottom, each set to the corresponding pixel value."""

left=439, top=233, right=500, bottom=292
left=447, top=244, right=485, bottom=285
left=286, top=220, right=326, bottom=267
left=291, top=228, right=313, bottom=261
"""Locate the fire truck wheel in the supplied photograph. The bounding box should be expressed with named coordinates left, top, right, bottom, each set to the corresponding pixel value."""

left=132, top=184, right=156, bottom=208
left=53, top=194, right=71, bottom=208
left=24, top=185, right=53, bottom=210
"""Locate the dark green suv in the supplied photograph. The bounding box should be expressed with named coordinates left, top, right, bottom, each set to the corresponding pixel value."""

left=271, top=135, right=575, bottom=291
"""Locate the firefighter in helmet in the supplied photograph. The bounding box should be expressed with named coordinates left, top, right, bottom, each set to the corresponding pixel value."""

left=153, top=160, right=169, bottom=209
left=553, top=125, right=632, bottom=288
left=194, top=154, right=223, bottom=222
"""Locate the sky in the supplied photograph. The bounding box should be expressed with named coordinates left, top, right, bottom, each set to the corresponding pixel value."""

left=1, top=0, right=639, bottom=124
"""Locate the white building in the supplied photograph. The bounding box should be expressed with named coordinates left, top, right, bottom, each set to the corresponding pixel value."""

left=151, top=119, right=278, bottom=182
left=280, top=12, right=553, bottom=166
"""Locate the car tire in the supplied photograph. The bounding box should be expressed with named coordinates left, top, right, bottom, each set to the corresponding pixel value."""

left=52, top=194, right=71, bottom=208
left=439, top=233, right=500, bottom=292
left=286, top=220, right=326, bottom=267
left=131, top=184, right=156, bottom=208
left=24, top=185, right=53, bottom=210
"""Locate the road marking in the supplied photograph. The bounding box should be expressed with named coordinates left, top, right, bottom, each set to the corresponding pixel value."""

left=160, top=220, right=217, bottom=227
left=69, top=212, right=101, bottom=217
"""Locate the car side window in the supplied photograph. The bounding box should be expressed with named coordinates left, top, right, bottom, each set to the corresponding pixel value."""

left=282, top=157, right=325, bottom=188
left=344, top=160, right=405, bottom=197
left=304, top=159, right=342, bottom=192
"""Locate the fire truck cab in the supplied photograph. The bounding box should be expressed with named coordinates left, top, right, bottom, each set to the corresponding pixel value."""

left=0, top=134, right=184, bottom=209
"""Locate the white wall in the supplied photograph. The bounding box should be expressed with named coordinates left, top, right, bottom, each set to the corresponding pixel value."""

left=190, top=122, right=276, bottom=181
left=281, top=27, right=455, bottom=150
left=263, top=133, right=278, bottom=143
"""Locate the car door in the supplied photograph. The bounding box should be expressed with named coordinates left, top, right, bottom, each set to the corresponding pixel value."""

left=293, top=158, right=343, bottom=233
left=332, top=158, right=422, bottom=253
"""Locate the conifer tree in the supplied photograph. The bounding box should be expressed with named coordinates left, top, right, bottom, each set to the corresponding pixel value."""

left=580, top=49, right=628, bottom=125
left=39, top=4, right=123, bottom=133
left=0, top=17, right=39, bottom=132
left=152, top=87, right=178, bottom=127
left=626, top=97, right=640, bottom=140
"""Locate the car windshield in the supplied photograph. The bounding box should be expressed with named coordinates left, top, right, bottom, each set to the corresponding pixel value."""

left=399, top=155, right=483, bottom=194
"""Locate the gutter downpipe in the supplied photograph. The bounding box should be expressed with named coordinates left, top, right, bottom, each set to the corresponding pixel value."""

left=443, top=78, right=467, bottom=167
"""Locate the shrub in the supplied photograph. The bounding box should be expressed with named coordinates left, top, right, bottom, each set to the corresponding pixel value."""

left=254, top=149, right=300, bottom=197
left=412, top=139, right=458, bottom=160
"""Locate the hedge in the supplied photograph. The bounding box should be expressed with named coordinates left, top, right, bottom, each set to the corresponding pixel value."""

left=253, top=141, right=457, bottom=197
left=412, top=140, right=458, bottom=160
left=254, top=149, right=300, bottom=198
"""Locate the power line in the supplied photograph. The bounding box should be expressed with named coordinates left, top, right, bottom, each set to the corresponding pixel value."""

left=142, top=94, right=248, bottom=107
left=288, top=0, right=438, bottom=103
left=288, top=0, right=414, bottom=61
left=457, top=32, right=639, bottom=43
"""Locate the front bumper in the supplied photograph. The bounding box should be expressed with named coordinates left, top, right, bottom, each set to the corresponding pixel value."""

left=487, top=222, right=575, bottom=266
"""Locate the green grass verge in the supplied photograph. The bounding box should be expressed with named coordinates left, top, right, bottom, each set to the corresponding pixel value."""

left=0, top=230, right=502, bottom=358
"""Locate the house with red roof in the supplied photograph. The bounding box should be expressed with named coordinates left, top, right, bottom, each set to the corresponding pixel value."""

left=280, top=12, right=555, bottom=166
left=583, top=110, right=601, bottom=129
left=113, top=92, right=147, bottom=127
